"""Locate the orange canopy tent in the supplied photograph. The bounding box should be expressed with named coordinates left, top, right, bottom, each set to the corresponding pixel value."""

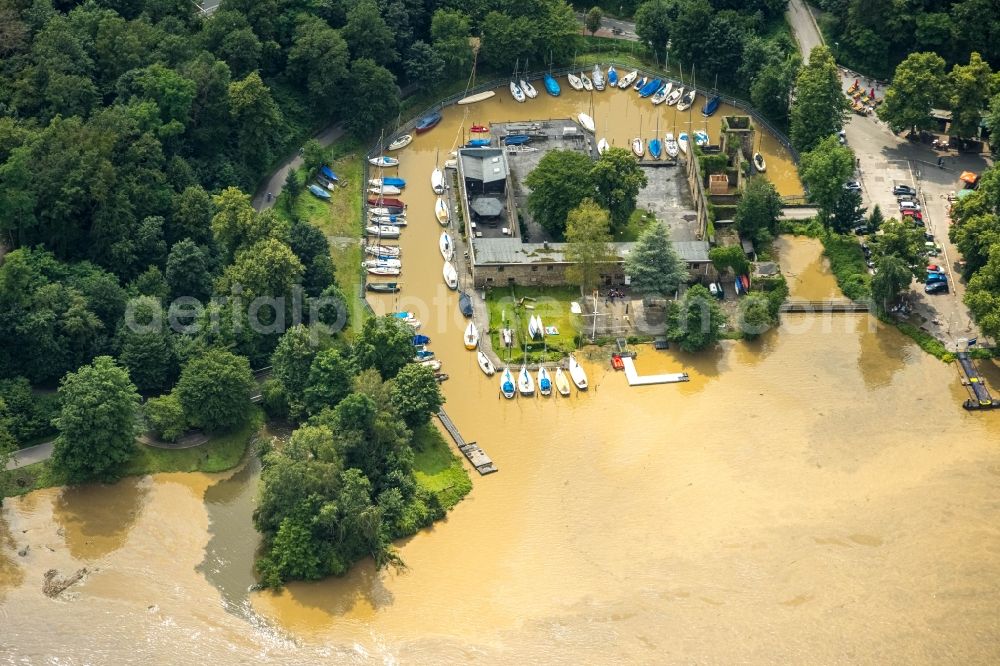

left=960, top=171, right=979, bottom=185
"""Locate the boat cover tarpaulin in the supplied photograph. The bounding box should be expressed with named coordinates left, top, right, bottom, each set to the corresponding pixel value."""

left=960, top=171, right=979, bottom=185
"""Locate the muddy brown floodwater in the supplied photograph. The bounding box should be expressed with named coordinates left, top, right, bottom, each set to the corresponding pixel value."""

left=3, top=86, right=1000, bottom=664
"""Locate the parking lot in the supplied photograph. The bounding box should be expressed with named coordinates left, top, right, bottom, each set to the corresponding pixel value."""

left=841, top=79, right=993, bottom=349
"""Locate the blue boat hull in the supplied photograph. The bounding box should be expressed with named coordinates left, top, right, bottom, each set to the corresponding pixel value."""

left=544, top=75, right=561, bottom=96
left=702, top=95, right=721, bottom=116
left=639, top=79, right=662, bottom=97
left=467, top=139, right=491, bottom=147
left=382, top=177, right=405, bottom=187
left=415, top=112, right=442, bottom=133
left=648, top=139, right=662, bottom=159
left=504, top=135, right=531, bottom=146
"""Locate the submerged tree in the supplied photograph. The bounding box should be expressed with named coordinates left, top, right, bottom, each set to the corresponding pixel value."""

left=624, top=221, right=687, bottom=296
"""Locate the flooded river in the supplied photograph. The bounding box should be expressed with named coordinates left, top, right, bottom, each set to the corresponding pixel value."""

left=3, top=88, right=1000, bottom=664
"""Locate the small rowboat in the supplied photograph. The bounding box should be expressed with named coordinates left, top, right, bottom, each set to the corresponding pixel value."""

left=597, top=138, right=609, bottom=154
left=568, top=355, right=588, bottom=390
left=753, top=152, right=767, bottom=172
left=308, top=184, right=331, bottom=200
left=415, top=111, right=442, bottom=133
left=387, top=135, right=412, bottom=151
left=578, top=113, right=595, bottom=133
left=470, top=124, right=489, bottom=133
left=457, top=90, right=495, bottom=105
left=366, top=282, right=399, bottom=293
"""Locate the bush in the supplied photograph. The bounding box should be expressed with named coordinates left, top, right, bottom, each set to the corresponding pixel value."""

left=145, top=393, right=188, bottom=442
left=0, top=378, right=59, bottom=443
left=822, top=233, right=871, bottom=301
left=260, top=379, right=290, bottom=420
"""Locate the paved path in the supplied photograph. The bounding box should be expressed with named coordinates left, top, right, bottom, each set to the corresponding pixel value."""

left=251, top=123, right=346, bottom=211
left=5, top=441, right=54, bottom=471
left=575, top=12, right=640, bottom=41
left=785, top=0, right=825, bottom=60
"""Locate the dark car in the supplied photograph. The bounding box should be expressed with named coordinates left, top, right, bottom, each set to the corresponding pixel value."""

left=893, top=184, right=917, bottom=196
left=924, top=232, right=935, bottom=242
left=925, top=281, right=949, bottom=294
left=853, top=224, right=870, bottom=235
left=926, top=271, right=948, bottom=283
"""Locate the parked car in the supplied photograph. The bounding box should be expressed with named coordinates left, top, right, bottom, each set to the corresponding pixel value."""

left=838, top=130, right=847, bottom=145
left=902, top=209, right=923, bottom=221
left=900, top=201, right=921, bottom=212
left=925, top=280, right=949, bottom=294
left=893, top=184, right=917, bottom=196
left=924, top=232, right=935, bottom=242
left=927, top=264, right=943, bottom=273
left=853, top=224, right=870, bottom=235
left=844, top=181, right=862, bottom=192
left=897, top=195, right=917, bottom=204
left=926, top=271, right=948, bottom=283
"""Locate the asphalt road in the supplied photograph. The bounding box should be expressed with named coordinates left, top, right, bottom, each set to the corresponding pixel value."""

left=251, top=123, right=345, bottom=211
left=575, top=11, right=639, bottom=42
left=5, top=441, right=54, bottom=471
left=785, top=0, right=824, bottom=61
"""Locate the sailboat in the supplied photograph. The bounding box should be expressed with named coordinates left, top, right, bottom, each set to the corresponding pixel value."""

left=431, top=151, right=444, bottom=194
left=665, top=85, right=684, bottom=105
left=435, top=196, right=449, bottom=225
left=554, top=367, right=572, bottom=396
left=597, top=138, right=609, bottom=154
left=499, top=367, right=516, bottom=399
left=537, top=366, right=552, bottom=396
left=443, top=261, right=458, bottom=289
left=578, top=113, right=595, bottom=133
left=567, top=71, right=584, bottom=90
left=478, top=351, right=496, bottom=376
left=678, top=132, right=689, bottom=155
left=677, top=87, right=697, bottom=112
left=518, top=365, right=535, bottom=396
left=543, top=72, right=561, bottom=96
left=619, top=70, right=638, bottom=89
left=607, top=64, right=618, bottom=87
left=648, top=115, right=662, bottom=159
left=463, top=321, right=479, bottom=350
left=651, top=81, right=672, bottom=105
left=568, top=355, right=589, bottom=390
left=581, top=71, right=593, bottom=91
left=439, top=231, right=454, bottom=261
left=520, top=59, right=538, bottom=98
left=701, top=74, right=720, bottom=116
left=664, top=132, right=679, bottom=158
left=631, top=114, right=644, bottom=157
left=592, top=64, right=605, bottom=91
left=510, top=60, right=526, bottom=102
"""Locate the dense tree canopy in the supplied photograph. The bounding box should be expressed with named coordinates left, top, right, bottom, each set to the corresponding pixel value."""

left=51, top=356, right=141, bottom=483
left=668, top=284, right=726, bottom=352
left=798, top=135, right=856, bottom=225
left=790, top=46, right=848, bottom=152
left=624, top=221, right=687, bottom=296
left=590, top=147, right=647, bottom=229
left=565, top=200, right=614, bottom=293
left=735, top=177, right=783, bottom=246
left=877, top=52, right=949, bottom=135
left=176, top=348, right=254, bottom=432
left=526, top=150, right=595, bottom=238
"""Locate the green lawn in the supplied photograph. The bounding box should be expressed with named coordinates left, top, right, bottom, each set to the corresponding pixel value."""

left=616, top=208, right=656, bottom=242
left=0, top=410, right=263, bottom=498
left=485, top=285, right=582, bottom=364
left=276, top=153, right=363, bottom=239
left=411, top=424, right=472, bottom=510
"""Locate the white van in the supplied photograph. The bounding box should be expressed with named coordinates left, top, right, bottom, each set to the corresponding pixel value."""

left=899, top=200, right=920, bottom=212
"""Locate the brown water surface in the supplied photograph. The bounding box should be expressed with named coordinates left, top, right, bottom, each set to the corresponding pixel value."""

left=2, top=89, right=1000, bottom=664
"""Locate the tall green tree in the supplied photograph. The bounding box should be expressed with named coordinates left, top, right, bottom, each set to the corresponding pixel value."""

left=735, top=177, right=783, bottom=246
left=668, top=284, right=726, bottom=352
left=216, top=238, right=304, bottom=301
left=228, top=71, right=285, bottom=175
left=738, top=293, right=774, bottom=340
left=872, top=255, right=912, bottom=311
left=525, top=150, right=594, bottom=237
left=286, top=18, right=350, bottom=109
left=176, top=348, right=254, bottom=432
left=585, top=6, right=603, bottom=36
left=272, top=324, right=322, bottom=420
left=51, top=356, right=141, bottom=483
left=634, top=0, right=674, bottom=63
left=873, top=219, right=924, bottom=272
left=591, top=147, right=648, bottom=229
left=877, top=51, right=948, bottom=135
left=564, top=200, right=614, bottom=294
left=117, top=296, right=177, bottom=394
left=624, top=221, right=687, bottom=296
left=345, top=59, right=400, bottom=138
left=389, top=364, right=444, bottom=428
left=352, top=316, right=415, bottom=381
left=798, top=135, right=855, bottom=225
left=948, top=52, right=994, bottom=140
left=165, top=238, right=214, bottom=301
left=790, top=46, right=848, bottom=152
left=430, top=9, right=473, bottom=76
left=304, top=348, right=354, bottom=416
left=342, top=0, right=397, bottom=65
left=404, top=41, right=444, bottom=88
left=830, top=188, right=866, bottom=234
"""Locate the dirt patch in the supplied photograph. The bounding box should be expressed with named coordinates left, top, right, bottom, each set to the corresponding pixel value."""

left=43, top=567, right=88, bottom=598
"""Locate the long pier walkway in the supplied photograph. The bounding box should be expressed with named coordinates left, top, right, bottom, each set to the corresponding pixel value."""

left=620, top=356, right=689, bottom=386
left=956, top=352, right=999, bottom=410
left=436, top=409, right=497, bottom=475
left=780, top=299, right=870, bottom=313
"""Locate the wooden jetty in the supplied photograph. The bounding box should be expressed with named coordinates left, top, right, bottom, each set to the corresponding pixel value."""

left=957, top=352, right=1000, bottom=410
left=436, top=408, right=497, bottom=475
left=780, top=299, right=870, bottom=313
left=621, top=356, right=689, bottom=386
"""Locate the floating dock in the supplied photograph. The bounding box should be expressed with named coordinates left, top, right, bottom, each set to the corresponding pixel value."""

left=436, top=409, right=497, bottom=475
left=621, top=356, right=689, bottom=386
left=780, top=299, right=869, bottom=313
left=957, top=352, right=1000, bottom=410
